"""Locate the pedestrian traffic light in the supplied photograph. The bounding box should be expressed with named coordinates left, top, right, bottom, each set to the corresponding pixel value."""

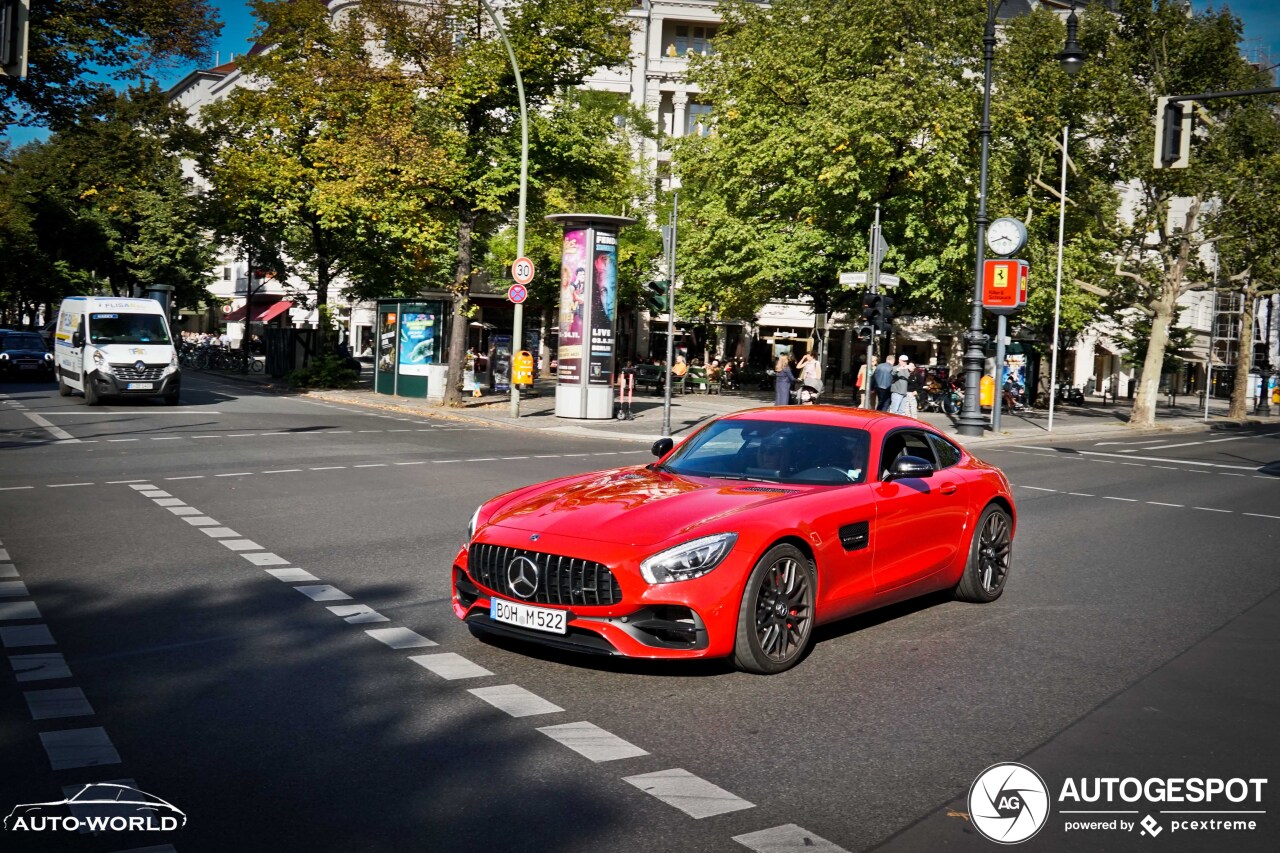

left=1153, top=95, right=1192, bottom=169
left=861, top=292, right=882, bottom=327
left=646, top=280, right=669, bottom=315
left=878, top=294, right=895, bottom=333
left=856, top=325, right=874, bottom=342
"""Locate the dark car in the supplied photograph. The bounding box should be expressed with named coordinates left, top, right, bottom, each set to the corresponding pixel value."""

left=0, top=331, right=54, bottom=380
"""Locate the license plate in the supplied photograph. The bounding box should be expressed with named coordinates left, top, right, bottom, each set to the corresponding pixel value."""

left=126, top=382, right=154, bottom=390
left=490, top=598, right=567, bottom=635
left=19, top=364, right=36, bottom=370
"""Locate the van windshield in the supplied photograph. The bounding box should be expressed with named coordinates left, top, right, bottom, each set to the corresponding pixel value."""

left=88, top=313, right=171, bottom=345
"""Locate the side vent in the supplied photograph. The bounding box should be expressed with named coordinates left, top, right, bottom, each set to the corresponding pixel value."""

left=838, top=521, right=869, bottom=552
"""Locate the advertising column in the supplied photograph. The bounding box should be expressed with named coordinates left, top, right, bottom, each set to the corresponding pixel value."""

left=547, top=213, right=635, bottom=419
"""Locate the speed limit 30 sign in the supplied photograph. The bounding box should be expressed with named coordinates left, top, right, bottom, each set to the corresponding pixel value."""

left=511, top=256, right=535, bottom=285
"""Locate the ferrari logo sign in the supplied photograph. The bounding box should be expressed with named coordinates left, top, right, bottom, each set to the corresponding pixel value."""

left=982, top=259, right=1028, bottom=315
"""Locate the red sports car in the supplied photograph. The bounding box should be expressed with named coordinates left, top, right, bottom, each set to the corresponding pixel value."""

left=452, top=406, right=1015, bottom=674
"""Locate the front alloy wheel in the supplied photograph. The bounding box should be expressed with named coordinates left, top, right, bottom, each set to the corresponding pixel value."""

left=733, top=544, right=815, bottom=674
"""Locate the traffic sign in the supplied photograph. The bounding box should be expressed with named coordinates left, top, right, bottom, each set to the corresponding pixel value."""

left=839, top=272, right=900, bottom=288
left=507, top=283, right=528, bottom=304
left=511, top=257, right=535, bottom=285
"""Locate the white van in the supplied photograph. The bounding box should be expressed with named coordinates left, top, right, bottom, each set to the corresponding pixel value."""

left=55, top=297, right=181, bottom=406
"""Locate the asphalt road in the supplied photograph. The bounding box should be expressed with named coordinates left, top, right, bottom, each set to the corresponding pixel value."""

left=1, top=373, right=1277, bottom=853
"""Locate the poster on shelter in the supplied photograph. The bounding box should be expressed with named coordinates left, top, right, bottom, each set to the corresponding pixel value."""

left=588, top=235, right=617, bottom=386
left=398, top=308, right=435, bottom=376
left=557, top=229, right=588, bottom=384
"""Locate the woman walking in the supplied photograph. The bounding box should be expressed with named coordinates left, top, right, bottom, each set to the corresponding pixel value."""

left=773, top=353, right=796, bottom=406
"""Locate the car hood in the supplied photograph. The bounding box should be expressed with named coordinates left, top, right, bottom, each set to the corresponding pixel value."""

left=487, top=467, right=802, bottom=546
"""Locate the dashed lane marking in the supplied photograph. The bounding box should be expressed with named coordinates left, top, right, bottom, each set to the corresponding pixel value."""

left=265, top=568, right=319, bottom=583
left=365, top=627, right=437, bottom=649
left=409, top=653, right=493, bottom=681
left=327, top=605, right=389, bottom=624
left=1008, top=446, right=1263, bottom=472
left=24, top=687, right=94, bottom=721
left=536, top=721, right=649, bottom=762
left=469, top=685, right=564, bottom=718
left=10, top=652, right=72, bottom=681
left=39, top=726, right=121, bottom=770
left=293, top=585, right=352, bottom=602
left=623, top=768, right=755, bottom=819
left=733, top=824, right=850, bottom=853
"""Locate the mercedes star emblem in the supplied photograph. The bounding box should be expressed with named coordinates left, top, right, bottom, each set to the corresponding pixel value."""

left=530, top=534, right=540, bottom=541
left=506, top=556, right=540, bottom=600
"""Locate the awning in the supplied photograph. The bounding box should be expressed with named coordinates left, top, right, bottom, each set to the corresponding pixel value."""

left=224, top=298, right=292, bottom=323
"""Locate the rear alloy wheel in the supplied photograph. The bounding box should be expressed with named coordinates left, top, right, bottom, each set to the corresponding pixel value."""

left=954, top=504, right=1013, bottom=603
left=733, top=544, right=815, bottom=674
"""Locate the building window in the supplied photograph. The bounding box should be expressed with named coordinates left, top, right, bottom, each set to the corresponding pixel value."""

left=223, top=267, right=232, bottom=280
left=686, top=103, right=713, bottom=137
left=667, top=24, right=715, bottom=57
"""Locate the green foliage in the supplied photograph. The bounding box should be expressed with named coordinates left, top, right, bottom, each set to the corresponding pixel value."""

left=286, top=353, right=360, bottom=389
left=0, top=0, right=220, bottom=131
left=1115, top=318, right=1194, bottom=374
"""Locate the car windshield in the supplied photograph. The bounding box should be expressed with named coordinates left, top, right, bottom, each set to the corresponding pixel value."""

left=662, top=419, right=870, bottom=485
left=0, top=334, right=45, bottom=351
left=88, top=313, right=170, bottom=345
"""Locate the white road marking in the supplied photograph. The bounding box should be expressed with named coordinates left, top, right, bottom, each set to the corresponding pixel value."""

left=152, top=498, right=186, bottom=507
left=409, top=653, right=493, bottom=680
left=10, top=652, right=72, bottom=681
left=1104, top=497, right=1138, bottom=502
left=39, top=727, right=121, bottom=770
left=114, top=480, right=151, bottom=485
left=310, top=466, right=346, bottom=471
left=354, top=463, right=386, bottom=468
left=327, top=605, right=389, bottom=624
left=48, top=483, right=93, bottom=488
left=138, top=490, right=171, bottom=497
left=1012, top=446, right=1262, bottom=471
left=1018, top=486, right=1057, bottom=492
left=151, top=436, right=182, bottom=440
left=1068, top=492, right=1095, bottom=497
left=1135, top=435, right=1254, bottom=451
left=23, top=687, right=94, bottom=720
left=0, top=564, right=16, bottom=578
left=219, top=539, right=263, bottom=551
left=536, top=721, right=648, bottom=762
left=200, top=527, right=240, bottom=538
left=1194, top=507, right=1232, bottom=513
left=183, top=518, right=219, bottom=527
left=469, top=684, right=563, bottom=718
left=166, top=475, right=205, bottom=480
left=263, top=469, right=302, bottom=474
left=0, top=486, right=34, bottom=491
left=365, top=627, right=437, bottom=649
left=0, top=580, right=30, bottom=597
left=20, top=410, right=79, bottom=443
left=1245, top=512, right=1280, bottom=520
left=294, top=585, right=352, bottom=602
left=107, top=438, right=140, bottom=442
left=1148, top=502, right=1184, bottom=508
left=241, top=552, right=290, bottom=567
left=733, top=824, right=850, bottom=853
left=215, top=472, right=253, bottom=477
left=265, top=568, right=319, bottom=582
left=622, top=768, right=755, bottom=818
left=167, top=507, right=202, bottom=516
left=1, top=624, right=55, bottom=647
left=0, top=601, right=42, bottom=620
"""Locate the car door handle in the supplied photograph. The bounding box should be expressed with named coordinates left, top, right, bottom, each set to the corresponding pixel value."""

left=940, top=482, right=957, bottom=495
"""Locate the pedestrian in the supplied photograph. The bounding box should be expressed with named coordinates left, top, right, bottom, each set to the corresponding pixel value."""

left=773, top=353, right=796, bottom=406
left=889, top=355, right=912, bottom=414
left=853, top=360, right=868, bottom=407
left=797, top=352, right=822, bottom=404
left=904, top=362, right=920, bottom=418
left=871, top=356, right=894, bottom=411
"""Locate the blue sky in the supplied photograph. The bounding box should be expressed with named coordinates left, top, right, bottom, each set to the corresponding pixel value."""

left=4, top=0, right=1278, bottom=148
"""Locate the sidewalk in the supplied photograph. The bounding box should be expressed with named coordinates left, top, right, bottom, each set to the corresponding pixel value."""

left=209, top=367, right=1274, bottom=447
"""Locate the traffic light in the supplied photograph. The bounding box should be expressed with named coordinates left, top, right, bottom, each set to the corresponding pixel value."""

left=861, top=292, right=882, bottom=328
left=1153, top=96, right=1192, bottom=169
left=645, top=280, right=669, bottom=315
left=878, top=294, right=895, bottom=334
left=855, top=325, right=874, bottom=342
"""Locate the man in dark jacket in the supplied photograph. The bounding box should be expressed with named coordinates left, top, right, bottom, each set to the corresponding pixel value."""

left=871, top=356, right=894, bottom=411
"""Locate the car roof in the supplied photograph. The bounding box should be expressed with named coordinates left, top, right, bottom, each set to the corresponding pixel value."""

left=717, top=405, right=936, bottom=437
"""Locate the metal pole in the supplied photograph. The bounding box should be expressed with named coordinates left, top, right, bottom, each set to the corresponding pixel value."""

left=1205, top=256, right=1217, bottom=421
left=477, top=0, right=529, bottom=419
left=865, top=205, right=880, bottom=409
left=1048, top=124, right=1069, bottom=432
left=1259, top=295, right=1273, bottom=415
left=958, top=1, right=998, bottom=437
left=662, top=195, right=678, bottom=437
left=992, top=314, right=1007, bottom=432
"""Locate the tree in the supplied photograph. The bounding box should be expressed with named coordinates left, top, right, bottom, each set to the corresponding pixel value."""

left=355, top=0, right=635, bottom=405
left=674, top=0, right=986, bottom=347
left=0, top=0, right=220, bottom=132
left=1079, top=0, right=1276, bottom=427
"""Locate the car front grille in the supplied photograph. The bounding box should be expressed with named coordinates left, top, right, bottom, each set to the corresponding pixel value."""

left=468, top=543, right=623, bottom=607
left=110, top=363, right=166, bottom=381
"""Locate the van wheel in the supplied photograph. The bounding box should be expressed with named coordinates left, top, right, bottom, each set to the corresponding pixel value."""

left=83, top=373, right=100, bottom=406
left=57, top=374, right=71, bottom=397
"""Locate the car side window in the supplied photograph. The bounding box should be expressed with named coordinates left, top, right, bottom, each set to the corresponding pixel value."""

left=928, top=434, right=962, bottom=469
left=879, top=430, right=937, bottom=477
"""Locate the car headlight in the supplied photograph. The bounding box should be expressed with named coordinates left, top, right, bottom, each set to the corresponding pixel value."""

left=467, top=506, right=482, bottom=540
left=92, top=350, right=106, bottom=369
left=45, top=352, right=53, bottom=361
left=640, top=533, right=738, bottom=584
left=169, top=351, right=178, bottom=368
left=0, top=353, right=8, bottom=361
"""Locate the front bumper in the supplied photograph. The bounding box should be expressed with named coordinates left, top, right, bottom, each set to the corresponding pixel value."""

left=451, top=530, right=746, bottom=660
left=0, top=360, right=54, bottom=379
left=89, top=369, right=180, bottom=397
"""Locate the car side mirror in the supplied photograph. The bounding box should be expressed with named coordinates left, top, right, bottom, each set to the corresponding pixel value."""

left=651, top=437, right=674, bottom=458
left=885, top=455, right=934, bottom=481
left=71, top=330, right=83, bottom=348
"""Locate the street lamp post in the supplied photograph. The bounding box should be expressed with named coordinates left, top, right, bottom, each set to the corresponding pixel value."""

left=476, top=0, right=530, bottom=419
left=1047, top=5, right=1085, bottom=432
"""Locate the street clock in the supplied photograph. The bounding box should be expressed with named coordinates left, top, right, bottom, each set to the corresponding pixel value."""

left=986, top=217, right=1028, bottom=258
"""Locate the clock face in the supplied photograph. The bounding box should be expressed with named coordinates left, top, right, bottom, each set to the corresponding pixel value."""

left=987, top=218, right=1026, bottom=257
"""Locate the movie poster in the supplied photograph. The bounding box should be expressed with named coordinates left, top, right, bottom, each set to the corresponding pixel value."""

left=588, top=235, right=617, bottom=386
left=557, top=229, right=588, bottom=384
